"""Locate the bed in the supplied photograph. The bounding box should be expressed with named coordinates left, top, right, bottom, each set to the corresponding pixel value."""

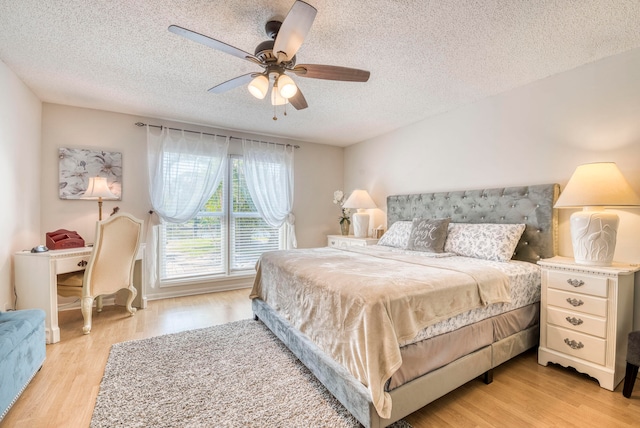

left=251, top=183, right=559, bottom=428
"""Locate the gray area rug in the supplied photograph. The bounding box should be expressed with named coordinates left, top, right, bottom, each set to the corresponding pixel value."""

left=92, top=319, right=411, bottom=427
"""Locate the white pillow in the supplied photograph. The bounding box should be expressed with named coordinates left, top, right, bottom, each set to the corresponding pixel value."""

left=443, top=223, right=526, bottom=262
left=377, top=221, right=412, bottom=248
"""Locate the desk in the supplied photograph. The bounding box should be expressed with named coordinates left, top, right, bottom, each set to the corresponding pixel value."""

left=14, top=245, right=146, bottom=344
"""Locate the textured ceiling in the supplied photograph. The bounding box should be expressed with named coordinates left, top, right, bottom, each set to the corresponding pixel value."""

left=1, top=1, right=640, bottom=146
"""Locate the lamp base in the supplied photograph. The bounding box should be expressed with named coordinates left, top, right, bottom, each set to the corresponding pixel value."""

left=570, top=209, right=619, bottom=266
left=352, top=211, right=370, bottom=238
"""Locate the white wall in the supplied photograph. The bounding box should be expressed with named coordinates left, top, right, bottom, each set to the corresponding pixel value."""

left=345, top=47, right=640, bottom=265
left=0, top=60, right=42, bottom=311
left=41, top=104, right=344, bottom=297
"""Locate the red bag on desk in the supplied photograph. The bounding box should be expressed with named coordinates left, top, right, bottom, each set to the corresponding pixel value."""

left=45, top=229, right=85, bottom=250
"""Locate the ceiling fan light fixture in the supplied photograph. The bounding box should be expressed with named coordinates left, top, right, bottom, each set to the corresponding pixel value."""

left=248, top=75, right=269, bottom=99
left=277, top=74, right=298, bottom=98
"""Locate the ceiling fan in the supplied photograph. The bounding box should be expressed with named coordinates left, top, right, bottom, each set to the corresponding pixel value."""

left=168, top=0, right=370, bottom=118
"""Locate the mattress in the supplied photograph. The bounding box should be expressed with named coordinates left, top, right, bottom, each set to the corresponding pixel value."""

left=367, top=246, right=542, bottom=346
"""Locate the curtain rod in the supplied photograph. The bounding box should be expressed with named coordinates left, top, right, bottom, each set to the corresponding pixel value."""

left=134, top=122, right=300, bottom=149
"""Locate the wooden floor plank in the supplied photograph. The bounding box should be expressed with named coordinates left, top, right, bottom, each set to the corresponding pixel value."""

left=2, top=289, right=640, bottom=427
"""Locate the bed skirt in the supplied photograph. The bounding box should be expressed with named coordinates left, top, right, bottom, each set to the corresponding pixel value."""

left=252, top=298, right=539, bottom=428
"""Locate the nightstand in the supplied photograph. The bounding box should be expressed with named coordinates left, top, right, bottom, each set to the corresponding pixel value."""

left=538, top=256, right=639, bottom=390
left=327, top=235, right=378, bottom=248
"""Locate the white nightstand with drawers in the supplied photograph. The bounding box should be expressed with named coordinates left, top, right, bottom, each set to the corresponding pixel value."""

left=538, top=256, right=639, bottom=390
left=327, top=235, right=378, bottom=248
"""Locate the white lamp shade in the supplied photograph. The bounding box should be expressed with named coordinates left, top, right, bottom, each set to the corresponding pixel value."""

left=343, top=190, right=376, bottom=238
left=555, top=162, right=640, bottom=208
left=342, top=189, right=377, bottom=209
left=555, top=162, right=640, bottom=266
left=82, top=177, right=117, bottom=200
left=248, top=75, right=269, bottom=99
left=277, top=74, right=298, bottom=99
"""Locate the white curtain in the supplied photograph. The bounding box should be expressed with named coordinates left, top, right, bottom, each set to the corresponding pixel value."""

left=242, top=139, right=297, bottom=249
left=145, top=126, right=229, bottom=288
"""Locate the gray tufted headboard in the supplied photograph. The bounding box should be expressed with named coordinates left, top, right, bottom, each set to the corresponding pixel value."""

left=386, top=183, right=560, bottom=263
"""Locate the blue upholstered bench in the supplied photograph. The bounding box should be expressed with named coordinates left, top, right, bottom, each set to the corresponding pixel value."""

left=0, top=309, right=46, bottom=421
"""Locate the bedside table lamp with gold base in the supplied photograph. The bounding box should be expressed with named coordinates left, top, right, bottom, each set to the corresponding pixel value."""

left=554, top=162, right=640, bottom=266
left=81, top=176, right=118, bottom=220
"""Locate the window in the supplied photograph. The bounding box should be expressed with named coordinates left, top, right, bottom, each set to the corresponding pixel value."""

left=159, top=156, right=281, bottom=282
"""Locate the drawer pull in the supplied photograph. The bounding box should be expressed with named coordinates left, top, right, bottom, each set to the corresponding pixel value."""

left=77, top=260, right=88, bottom=267
left=564, top=338, right=584, bottom=350
left=565, top=316, right=584, bottom=326
left=566, top=298, right=584, bottom=307
left=567, top=278, right=585, bottom=287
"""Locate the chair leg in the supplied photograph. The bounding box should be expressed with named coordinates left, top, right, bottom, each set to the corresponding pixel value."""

left=97, top=295, right=104, bottom=312
left=81, top=296, right=94, bottom=335
left=126, top=286, right=137, bottom=316
left=623, top=362, right=639, bottom=398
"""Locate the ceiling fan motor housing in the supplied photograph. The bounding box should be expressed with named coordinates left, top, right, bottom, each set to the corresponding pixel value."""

left=255, top=21, right=296, bottom=67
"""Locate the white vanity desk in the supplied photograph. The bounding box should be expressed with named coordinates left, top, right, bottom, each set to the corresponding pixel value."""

left=14, top=245, right=146, bottom=344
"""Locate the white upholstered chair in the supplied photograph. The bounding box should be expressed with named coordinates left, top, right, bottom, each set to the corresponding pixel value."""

left=57, top=212, right=143, bottom=334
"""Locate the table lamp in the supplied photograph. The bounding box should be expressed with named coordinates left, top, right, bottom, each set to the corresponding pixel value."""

left=342, top=189, right=377, bottom=238
left=81, top=176, right=117, bottom=220
left=554, top=162, right=640, bottom=266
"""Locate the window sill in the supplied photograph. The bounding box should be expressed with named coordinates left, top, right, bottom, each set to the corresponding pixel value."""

left=160, top=271, right=255, bottom=288
left=146, top=272, right=255, bottom=301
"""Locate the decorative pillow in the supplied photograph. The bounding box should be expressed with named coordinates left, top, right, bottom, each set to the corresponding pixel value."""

left=377, top=221, right=412, bottom=248
left=443, top=223, right=526, bottom=262
left=406, top=218, right=451, bottom=253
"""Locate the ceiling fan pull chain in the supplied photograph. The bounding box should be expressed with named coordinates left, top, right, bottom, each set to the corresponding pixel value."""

left=273, top=102, right=278, bottom=121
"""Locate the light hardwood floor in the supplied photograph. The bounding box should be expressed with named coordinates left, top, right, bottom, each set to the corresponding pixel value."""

left=2, top=289, right=639, bottom=427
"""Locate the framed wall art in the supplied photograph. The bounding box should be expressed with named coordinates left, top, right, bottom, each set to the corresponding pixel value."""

left=58, top=148, right=122, bottom=200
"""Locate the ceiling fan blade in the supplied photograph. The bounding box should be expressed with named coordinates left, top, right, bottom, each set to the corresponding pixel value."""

left=273, top=1, right=317, bottom=63
left=169, top=25, right=261, bottom=65
left=291, top=64, right=370, bottom=82
left=208, top=73, right=259, bottom=94
left=288, top=87, right=308, bottom=110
